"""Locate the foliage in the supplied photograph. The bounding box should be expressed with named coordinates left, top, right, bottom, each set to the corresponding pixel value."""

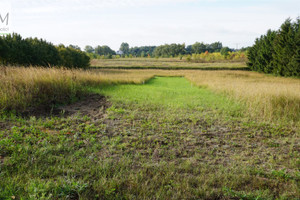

left=83, top=42, right=236, bottom=59
left=84, top=45, right=94, bottom=53
left=94, top=45, right=116, bottom=56
left=119, top=42, right=130, bottom=55
left=248, top=30, right=276, bottom=73
left=153, top=43, right=186, bottom=57
left=192, top=41, right=223, bottom=53
left=129, top=46, right=156, bottom=57
left=153, top=42, right=225, bottom=58
left=0, top=33, right=90, bottom=68
left=57, top=45, right=90, bottom=69
left=192, top=42, right=207, bottom=54
left=186, top=51, right=247, bottom=63
left=248, top=17, right=300, bottom=76
left=220, top=47, right=230, bottom=57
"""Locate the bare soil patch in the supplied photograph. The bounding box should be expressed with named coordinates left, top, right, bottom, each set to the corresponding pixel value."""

left=22, top=94, right=110, bottom=120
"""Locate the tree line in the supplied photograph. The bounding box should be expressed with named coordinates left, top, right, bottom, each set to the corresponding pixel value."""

left=84, top=42, right=236, bottom=58
left=248, top=17, right=300, bottom=76
left=0, top=33, right=90, bottom=68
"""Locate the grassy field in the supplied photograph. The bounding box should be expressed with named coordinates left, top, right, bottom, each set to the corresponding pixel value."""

left=0, top=67, right=299, bottom=199
left=91, top=58, right=248, bottom=70
left=1, top=67, right=299, bottom=125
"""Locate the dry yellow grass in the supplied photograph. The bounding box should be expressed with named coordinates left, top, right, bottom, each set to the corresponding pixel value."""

left=1, top=67, right=299, bottom=126
left=91, top=58, right=247, bottom=69
left=183, top=71, right=300, bottom=124
left=0, top=67, right=159, bottom=111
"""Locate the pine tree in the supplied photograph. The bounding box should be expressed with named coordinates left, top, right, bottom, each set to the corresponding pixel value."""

left=248, top=17, right=300, bottom=76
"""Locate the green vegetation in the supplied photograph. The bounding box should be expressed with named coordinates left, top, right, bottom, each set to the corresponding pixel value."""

left=153, top=43, right=186, bottom=57
left=85, top=45, right=116, bottom=59
left=248, top=17, right=300, bottom=76
left=0, top=33, right=90, bottom=68
left=84, top=41, right=246, bottom=59
left=128, top=46, right=156, bottom=58
left=186, top=51, right=247, bottom=63
left=0, top=77, right=298, bottom=199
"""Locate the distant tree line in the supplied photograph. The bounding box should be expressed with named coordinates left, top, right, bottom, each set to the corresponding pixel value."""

left=84, top=41, right=240, bottom=58
left=0, top=33, right=90, bottom=68
left=85, top=45, right=116, bottom=59
left=153, top=44, right=186, bottom=57
left=129, top=46, right=156, bottom=57
left=85, top=43, right=156, bottom=58
left=248, top=17, right=300, bottom=76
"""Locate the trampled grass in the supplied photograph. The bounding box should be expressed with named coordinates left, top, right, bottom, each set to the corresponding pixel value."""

left=0, top=77, right=298, bottom=199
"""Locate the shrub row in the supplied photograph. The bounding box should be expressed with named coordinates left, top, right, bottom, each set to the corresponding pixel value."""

left=0, top=33, right=90, bottom=68
left=186, top=52, right=247, bottom=63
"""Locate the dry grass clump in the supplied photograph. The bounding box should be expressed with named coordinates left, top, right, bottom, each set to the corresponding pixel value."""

left=184, top=71, right=300, bottom=124
left=0, top=67, right=80, bottom=111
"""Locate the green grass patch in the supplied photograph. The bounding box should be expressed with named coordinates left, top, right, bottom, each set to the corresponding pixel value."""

left=92, top=76, right=244, bottom=119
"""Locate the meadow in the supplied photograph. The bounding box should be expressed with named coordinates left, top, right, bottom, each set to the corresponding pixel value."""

left=0, top=66, right=299, bottom=199
left=90, top=57, right=247, bottom=70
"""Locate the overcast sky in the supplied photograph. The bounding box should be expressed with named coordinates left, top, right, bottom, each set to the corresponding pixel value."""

left=7, top=0, right=300, bottom=50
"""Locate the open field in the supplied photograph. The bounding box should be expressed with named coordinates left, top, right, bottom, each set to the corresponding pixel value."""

left=0, top=67, right=299, bottom=199
left=3, top=67, right=298, bottom=125
left=91, top=58, right=248, bottom=70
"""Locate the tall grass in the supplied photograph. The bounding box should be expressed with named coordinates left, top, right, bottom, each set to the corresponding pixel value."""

left=184, top=71, right=300, bottom=125
left=1, top=67, right=299, bottom=126
left=0, top=67, right=155, bottom=112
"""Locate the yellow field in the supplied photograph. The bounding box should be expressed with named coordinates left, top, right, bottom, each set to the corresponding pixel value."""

left=1, top=67, right=299, bottom=126
left=91, top=58, right=247, bottom=69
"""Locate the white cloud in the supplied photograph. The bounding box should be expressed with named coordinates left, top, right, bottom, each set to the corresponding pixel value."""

left=9, top=0, right=300, bottom=50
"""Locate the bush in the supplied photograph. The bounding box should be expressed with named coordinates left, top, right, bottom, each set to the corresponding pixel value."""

left=185, top=52, right=247, bottom=63
left=57, top=45, right=90, bottom=69
left=220, top=47, right=230, bottom=58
